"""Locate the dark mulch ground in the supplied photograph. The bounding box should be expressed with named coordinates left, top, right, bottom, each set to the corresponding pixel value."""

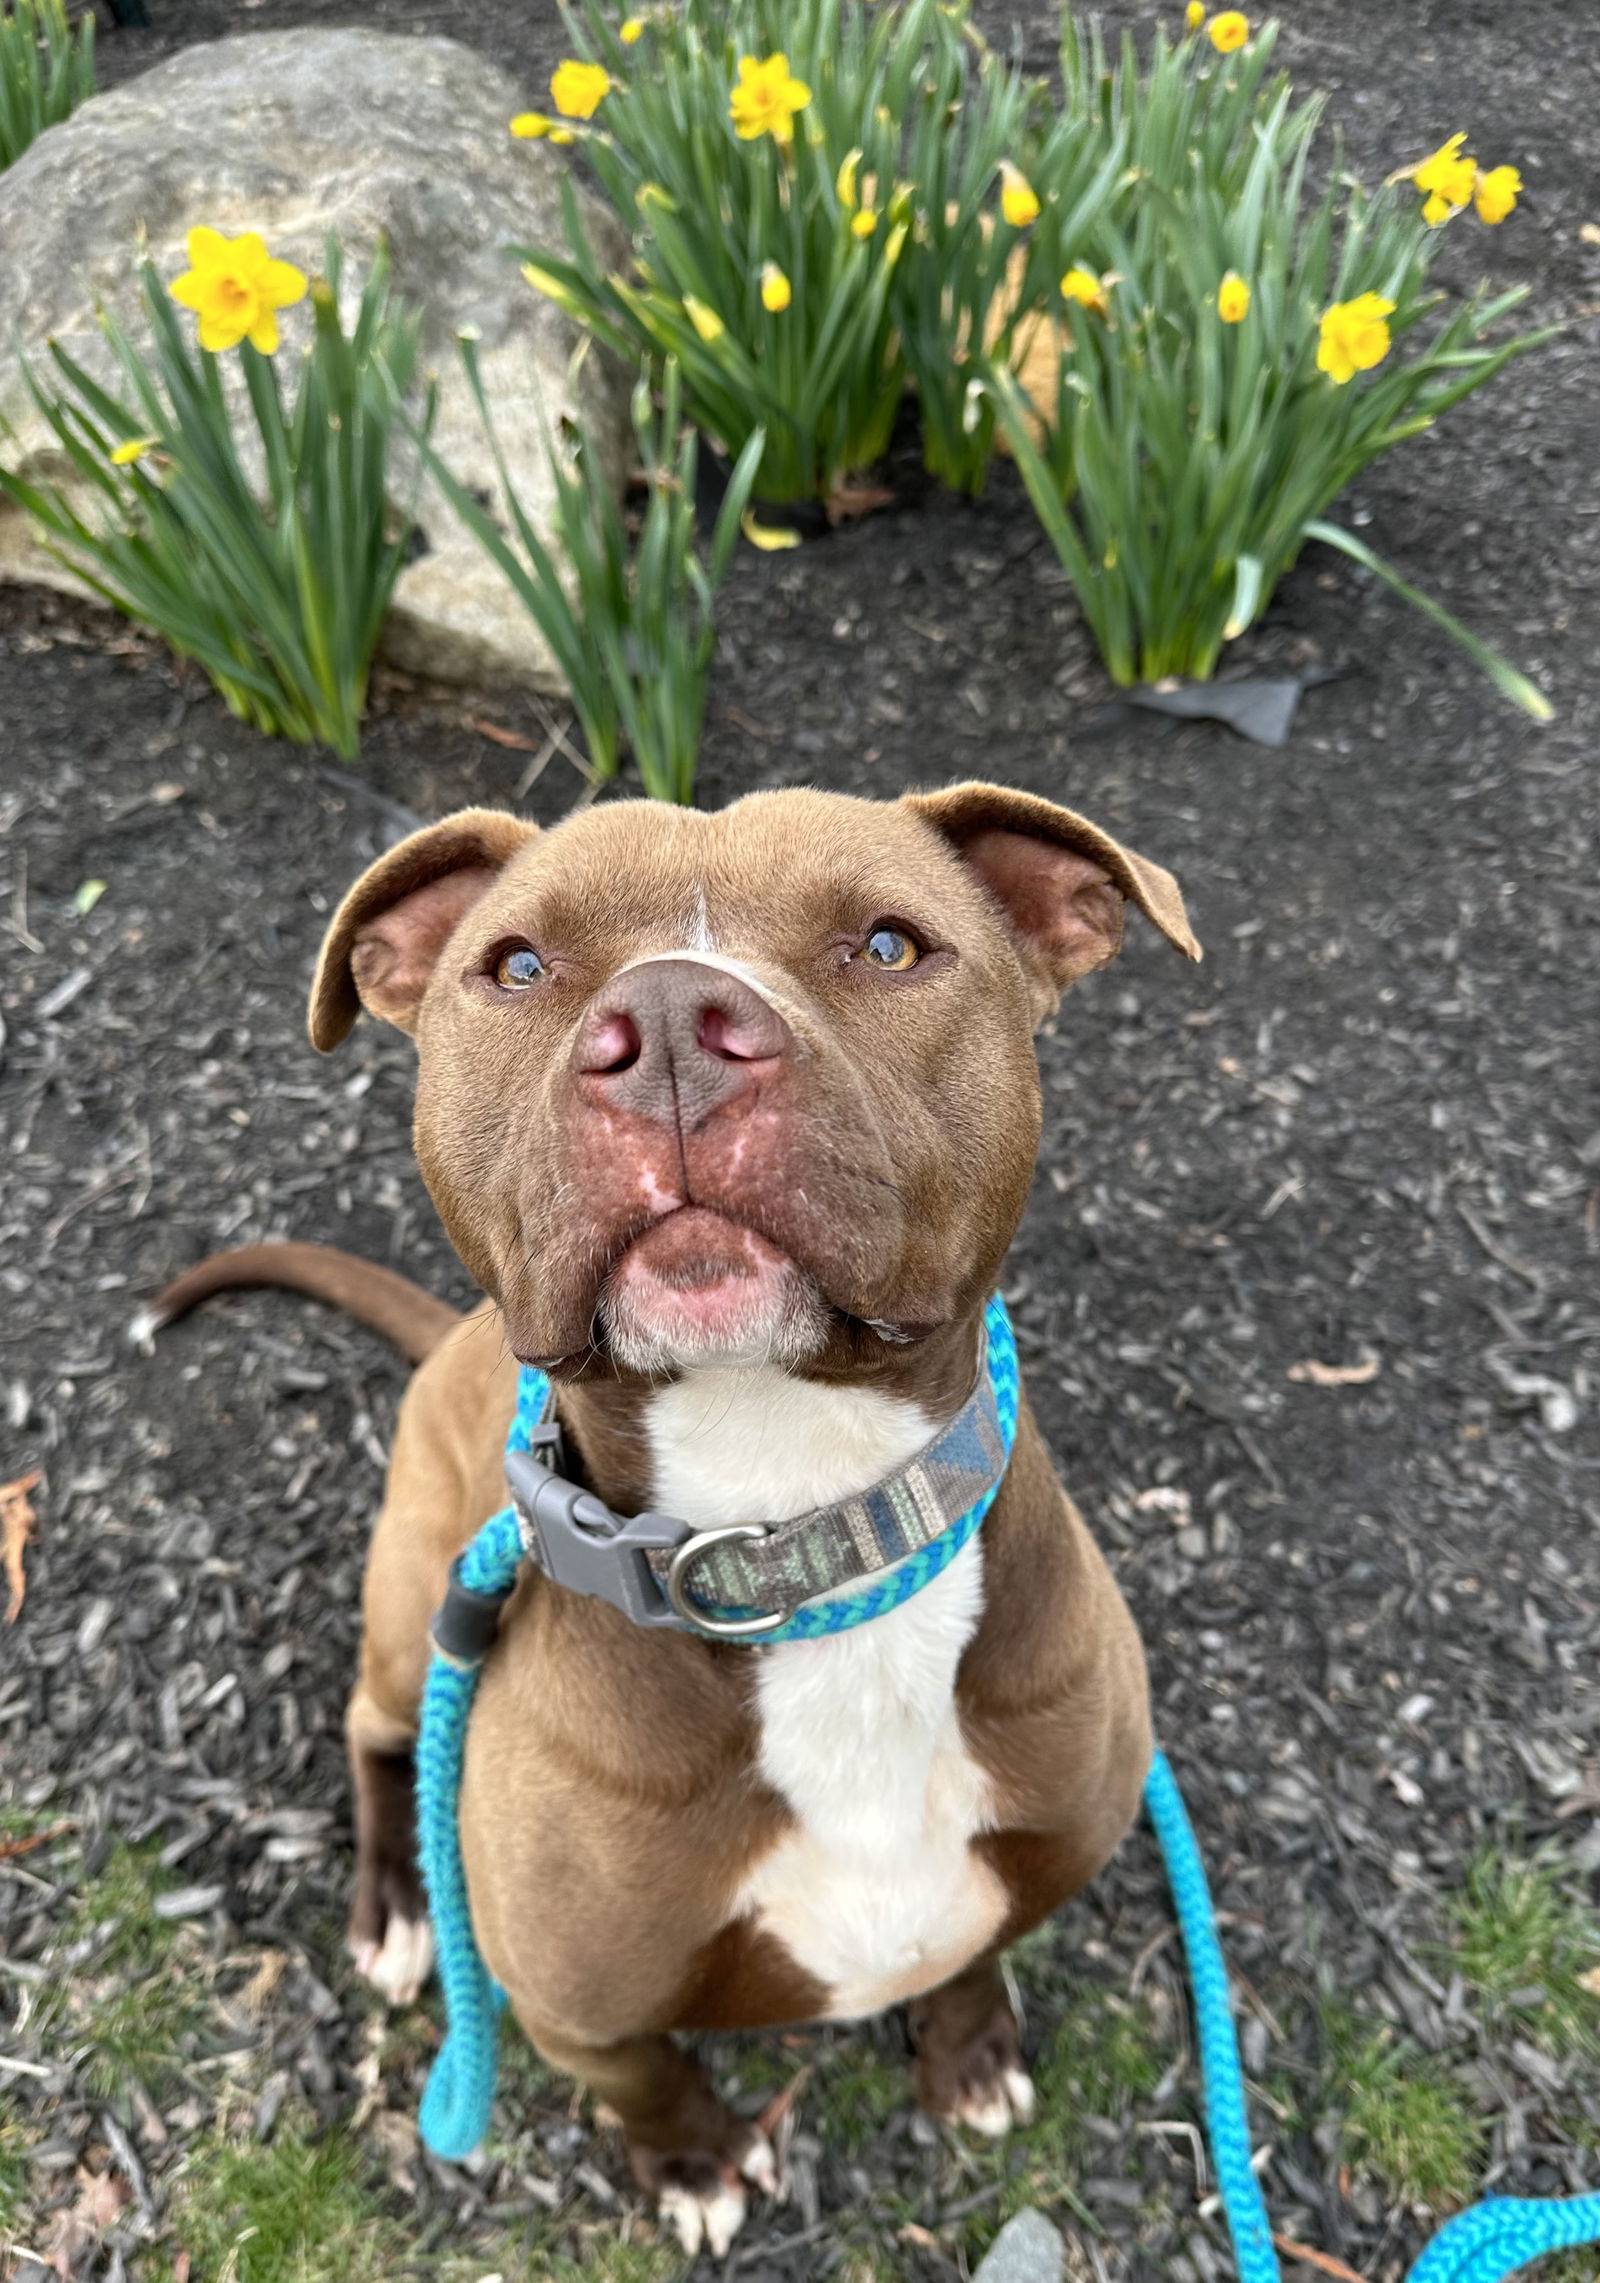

left=3, top=2, right=1599, bottom=2279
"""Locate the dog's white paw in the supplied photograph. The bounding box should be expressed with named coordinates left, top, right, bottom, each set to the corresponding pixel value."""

left=656, top=2133, right=775, bottom=2258
left=954, top=2065, right=1036, bottom=2138
left=352, top=1912, right=435, bottom=2007
left=660, top=2177, right=747, bottom=2260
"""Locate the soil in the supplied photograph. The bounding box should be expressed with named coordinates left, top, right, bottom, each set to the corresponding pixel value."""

left=3, top=2, right=1599, bottom=2280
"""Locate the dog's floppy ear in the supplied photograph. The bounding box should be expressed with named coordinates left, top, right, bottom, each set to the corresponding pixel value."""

left=308, top=808, right=538, bottom=1050
left=906, top=782, right=1200, bottom=1021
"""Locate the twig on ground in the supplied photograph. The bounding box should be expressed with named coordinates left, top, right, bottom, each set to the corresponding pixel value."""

left=1456, top=1202, right=1545, bottom=1291
left=1272, top=2233, right=1374, bottom=2283
left=7, top=847, right=44, bottom=954
left=2, top=1469, right=43, bottom=1623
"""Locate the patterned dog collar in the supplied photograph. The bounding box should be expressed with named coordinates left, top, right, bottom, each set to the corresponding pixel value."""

left=501, top=1294, right=1019, bottom=1646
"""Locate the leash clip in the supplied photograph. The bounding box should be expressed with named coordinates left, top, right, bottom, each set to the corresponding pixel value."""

left=505, top=1447, right=686, bottom=1629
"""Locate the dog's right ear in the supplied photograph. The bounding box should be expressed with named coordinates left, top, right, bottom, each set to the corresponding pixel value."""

left=308, top=809, right=538, bottom=1050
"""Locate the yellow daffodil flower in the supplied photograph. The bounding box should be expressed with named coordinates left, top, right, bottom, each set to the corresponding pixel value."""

left=741, top=509, right=802, bottom=551
left=760, top=261, right=792, bottom=312
left=851, top=208, right=879, bottom=240
left=110, top=436, right=159, bottom=465
left=728, top=52, right=812, bottom=144
left=998, top=160, right=1040, bottom=229
left=1207, top=10, right=1249, bottom=51
left=511, top=110, right=554, bottom=138
left=1395, top=131, right=1477, bottom=224
left=550, top=59, right=612, bottom=118
left=1060, top=265, right=1110, bottom=317
left=1185, top=1, right=1205, bottom=26
left=1316, top=291, right=1395, bottom=385
left=683, top=294, right=725, bottom=342
left=836, top=147, right=861, bottom=208
left=620, top=17, right=644, bottom=41
left=169, top=227, right=307, bottom=356
left=1474, top=164, right=1521, bottom=225
left=1218, top=270, right=1250, bottom=322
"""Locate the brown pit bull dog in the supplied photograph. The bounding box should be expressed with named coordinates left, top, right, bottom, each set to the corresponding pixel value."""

left=148, top=781, right=1199, bottom=2257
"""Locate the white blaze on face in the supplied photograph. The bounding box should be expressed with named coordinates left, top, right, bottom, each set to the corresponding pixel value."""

left=643, top=1361, right=1006, bottom=2017
left=690, top=882, right=715, bottom=954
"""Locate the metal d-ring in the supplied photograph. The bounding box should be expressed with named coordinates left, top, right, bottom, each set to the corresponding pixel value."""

left=666, top=1524, right=787, bottom=1640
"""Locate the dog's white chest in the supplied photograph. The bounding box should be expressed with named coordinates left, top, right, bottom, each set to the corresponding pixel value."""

left=645, top=1369, right=1007, bottom=2018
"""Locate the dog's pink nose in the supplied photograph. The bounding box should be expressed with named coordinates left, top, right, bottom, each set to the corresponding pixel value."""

left=575, top=959, right=790, bottom=1130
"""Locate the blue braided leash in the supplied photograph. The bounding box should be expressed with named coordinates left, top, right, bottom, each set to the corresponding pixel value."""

left=1147, top=1750, right=1600, bottom=2283
left=413, top=1314, right=1600, bottom=2281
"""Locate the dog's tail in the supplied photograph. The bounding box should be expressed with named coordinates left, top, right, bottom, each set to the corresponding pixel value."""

left=131, top=1243, right=463, bottom=1365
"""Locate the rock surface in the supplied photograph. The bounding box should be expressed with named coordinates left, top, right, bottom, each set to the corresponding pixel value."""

left=972, top=2209, right=1068, bottom=2283
left=0, top=29, right=629, bottom=692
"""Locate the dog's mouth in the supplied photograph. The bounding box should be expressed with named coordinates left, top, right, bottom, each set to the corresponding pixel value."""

left=597, top=1207, right=830, bottom=1374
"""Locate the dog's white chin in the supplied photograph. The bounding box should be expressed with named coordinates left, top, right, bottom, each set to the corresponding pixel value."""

left=600, top=1244, right=830, bottom=1375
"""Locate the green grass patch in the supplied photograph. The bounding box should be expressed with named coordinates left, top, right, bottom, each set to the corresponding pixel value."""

left=960, top=1979, right=1171, bottom=2245
left=1326, top=2011, right=1482, bottom=2209
left=1029, top=1980, right=1167, bottom=2162
left=810, top=2037, right=906, bottom=2161
left=533, top=2246, right=687, bottom=2283
left=1448, top=1853, right=1600, bottom=2061
left=0, top=2111, right=30, bottom=2238
left=61, top=1844, right=217, bottom=2102
left=162, top=2108, right=411, bottom=2283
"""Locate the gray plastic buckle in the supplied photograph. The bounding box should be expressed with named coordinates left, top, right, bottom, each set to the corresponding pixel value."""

left=504, top=1447, right=688, bottom=1629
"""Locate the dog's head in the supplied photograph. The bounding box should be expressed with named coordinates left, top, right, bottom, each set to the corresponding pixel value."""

left=309, top=785, right=1197, bottom=1381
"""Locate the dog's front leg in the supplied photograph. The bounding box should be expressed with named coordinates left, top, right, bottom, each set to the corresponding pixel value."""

left=908, top=1950, right=1036, bottom=2136
left=345, top=1683, right=433, bottom=2004
left=524, top=2017, right=778, bottom=2258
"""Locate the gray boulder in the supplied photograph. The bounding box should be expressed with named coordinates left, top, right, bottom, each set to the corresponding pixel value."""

left=0, top=29, right=630, bottom=693
left=973, top=2208, right=1068, bottom=2283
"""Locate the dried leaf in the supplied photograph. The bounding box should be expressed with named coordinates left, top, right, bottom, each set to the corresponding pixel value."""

left=2, top=1469, right=42, bottom=1623
left=48, top=2164, right=131, bottom=2277
left=1578, top=1965, right=1600, bottom=1998
left=1287, top=1350, right=1380, bottom=1387
left=464, top=714, right=539, bottom=752
left=1133, top=1485, right=1193, bottom=1528
left=237, top=1949, right=286, bottom=2019
left=824, top=478, right=895, bottom=525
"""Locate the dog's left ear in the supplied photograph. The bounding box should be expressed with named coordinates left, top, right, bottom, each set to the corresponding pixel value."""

left=906, top=782, right=1200, bottom=1021
left=308, top=808, right=539, bottom=1049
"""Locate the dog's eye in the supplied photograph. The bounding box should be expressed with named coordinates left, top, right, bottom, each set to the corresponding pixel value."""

left=494, top=945, right=546, bottom=989
left=860, top=926, right=920, bottom=972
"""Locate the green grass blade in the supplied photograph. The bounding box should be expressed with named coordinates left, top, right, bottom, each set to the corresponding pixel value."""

left=1306, top=518, right=1552, bottom=722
